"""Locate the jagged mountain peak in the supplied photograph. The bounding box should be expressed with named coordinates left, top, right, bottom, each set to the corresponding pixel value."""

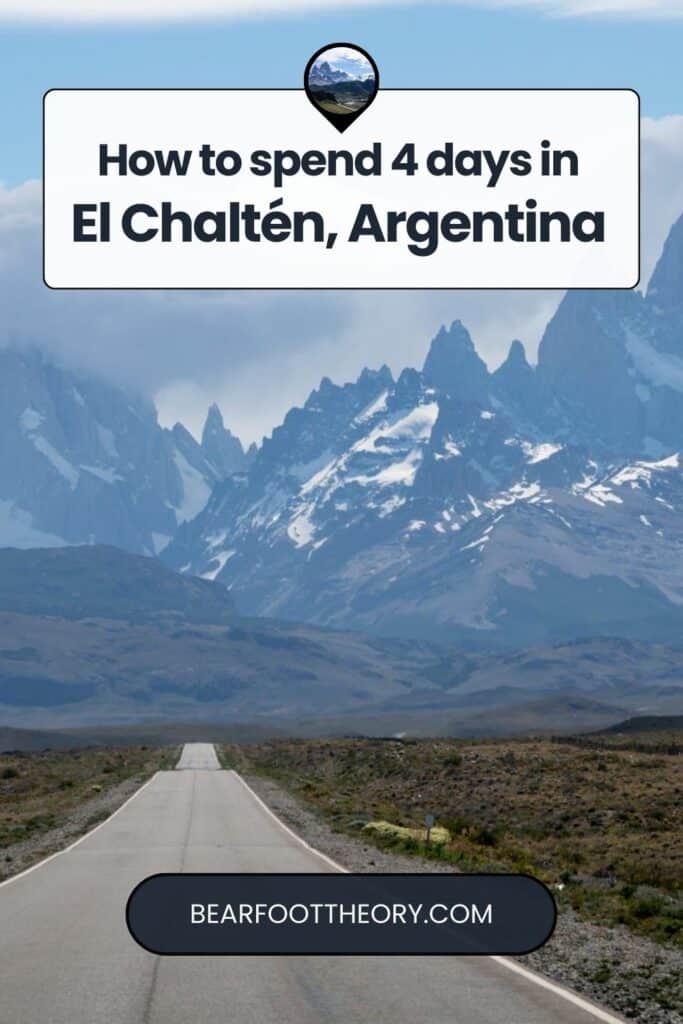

left=304, top=375, right=338, bottom=408
left=504, top=339, right=529, bottom=368
left=643, top=213, right=683, bottom=360
left=539, top=288, right=638, bottom=354
left=9, top=213, right=683, bottom=659
left=304, top=365, right=395, bottom=415
left=422, top=320, right=489, bottom=400
left=358, top=364, right=394, bottom=388
left=537, top=259, right=683, bottom=453
left=171, top=421, right=195, bottom=444
left=426, top=319, right=476, bottom=358
left=491, top=338, right=543, bottom=424
left=494, top=339, right=534, bottom=386
left=202, top=402, right=241, bottom=446
left=200, top=402, right=246, bottom=479
left=163, top=211, right=683, bottom=651
left=0, top=348, right=224, bottom=554
left=394, top=366, right=424, bottom=398
left=647, top=211, right=683, bottom=309
left=202, top=402, right=224, bottom=433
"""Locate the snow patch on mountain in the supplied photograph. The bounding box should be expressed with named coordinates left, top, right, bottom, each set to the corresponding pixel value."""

left=171, top=450, right=213, bottom=523
left=159, top=211, right=683, bottom=647
left=485, top=482, right=544, bottom=511
left=32, top=436, right=80, bottom=490
left=353, top=450, right=423, bottom=488
left=290, top=449, right=335, bottom=485
left=96, top=424, right=118, bottom=459
left=523, top=442, right=563, bottom=464
left=379, top=402, right=439, bottom=443
left=582, top=484, right=623, bottom=507
left=2, top=350, right=250, bottom=553
left=20, top=406, right=80, bottom=489
left=19, top=407, right=44, bottom=431
left=151, top=532, right=172, bottom=555
left=201, top=548, right=235, bottom=580
left=353, top=402, right=438, bottom=455
left=355, top=391, right=388, bottom=423
left=80, top=465, right=122, bottom=485
left=626, top=329, right=683, bottom=392
left=435, top=439, right=462, bottom=460
left=288, top=510, right=316, bottom=548
left=611, top=453, right=680, bottom=489
left=0, top=500, right=66, bottom=548
left=378, top=495, right=406, bottom=518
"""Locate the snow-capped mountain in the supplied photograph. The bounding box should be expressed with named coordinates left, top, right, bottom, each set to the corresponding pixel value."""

left=165, top=214, right=683, bottom=649
left=0, top=348, right=247, bottom=555
left=309, top=60, right=352, bottom=85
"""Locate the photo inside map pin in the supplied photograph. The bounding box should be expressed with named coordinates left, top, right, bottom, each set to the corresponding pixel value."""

left=305, top=44, right=379, bottom=132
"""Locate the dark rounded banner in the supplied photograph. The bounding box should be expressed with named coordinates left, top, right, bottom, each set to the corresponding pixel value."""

left=126, top=873, right=556, bottom=956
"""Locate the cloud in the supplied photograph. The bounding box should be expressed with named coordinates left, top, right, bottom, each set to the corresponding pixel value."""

left=0, top=185, right=559, bottom=443
left=0, top=0, right=682, bottom=21
left=0, top=179, right=41, bottom=229
left=1, top=117, right=682, bottom=445
left=0, top=1, right=384, bottom=22
left=320, top=48, right=372, bottom=64
left=496, top=0, right=683, bottom=16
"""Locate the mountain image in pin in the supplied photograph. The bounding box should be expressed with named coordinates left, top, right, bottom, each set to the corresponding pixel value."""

left=304, top=43, right=379, bottom=133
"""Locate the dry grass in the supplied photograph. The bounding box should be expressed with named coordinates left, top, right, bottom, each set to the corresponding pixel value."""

left=0, top=745, right=176, bottom=854
left=225, top=735, right=683, bottom=947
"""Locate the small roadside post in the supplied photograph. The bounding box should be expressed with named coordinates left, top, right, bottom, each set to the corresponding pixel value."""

left=425, top=813, right=435, bottom=846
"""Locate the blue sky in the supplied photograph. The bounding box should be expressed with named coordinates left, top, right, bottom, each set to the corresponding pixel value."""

left=1, top=3, right=681, bottom=186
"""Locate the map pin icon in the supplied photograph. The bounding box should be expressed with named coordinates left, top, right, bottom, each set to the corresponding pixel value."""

left=304, top=43, right=379, bottom=134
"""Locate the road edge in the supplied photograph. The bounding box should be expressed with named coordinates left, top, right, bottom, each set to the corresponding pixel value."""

left=0, top=771, right=160, bottom=890
left=232, top=769, right=627, bottom=1024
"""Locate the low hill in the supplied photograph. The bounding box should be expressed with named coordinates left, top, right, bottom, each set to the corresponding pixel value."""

left=574, top=714, right=683, bottom=752
left=602, top=714, right=683, bottom=734
left=0, top=725, right=86, bottom=752
left=0, top=721, right=286, bottom=752
left=0, top=545, right=236, bottom=622
left=0, top=546, right=447, bottom=727
left=0, top=547, right=681, bottom=731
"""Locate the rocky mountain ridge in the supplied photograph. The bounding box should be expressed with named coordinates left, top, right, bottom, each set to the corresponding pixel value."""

left=0, top=348, right=248, bottom=555
left=165, top=213, right=683, bottom=650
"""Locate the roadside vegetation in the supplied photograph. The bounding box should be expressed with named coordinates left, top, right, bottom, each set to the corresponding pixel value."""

left=224, top=733, right=682, bottom=948
left=0, top=744, right=177, bottom=878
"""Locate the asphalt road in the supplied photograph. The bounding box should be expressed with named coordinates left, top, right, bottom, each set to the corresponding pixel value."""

left=0, top=743, right=623, bottom=1024
left=175, top=742, right=221, bottom=770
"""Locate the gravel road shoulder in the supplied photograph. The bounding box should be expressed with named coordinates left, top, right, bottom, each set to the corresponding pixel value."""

left=243, top=771, right=682, bottom=1024
left=0, top=771, right=155, bottom=880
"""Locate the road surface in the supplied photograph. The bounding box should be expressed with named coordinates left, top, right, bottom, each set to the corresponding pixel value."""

left=175, top=742, right=221, bottom=770
left=0, top=743, right=622, bottom=1024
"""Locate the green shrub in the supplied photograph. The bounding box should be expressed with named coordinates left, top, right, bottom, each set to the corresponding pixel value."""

left=471, top=825, right=501, bottom=848
left=631, top=896, right=664, bottom=920
left=591, top=962, right=612, bottom=984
